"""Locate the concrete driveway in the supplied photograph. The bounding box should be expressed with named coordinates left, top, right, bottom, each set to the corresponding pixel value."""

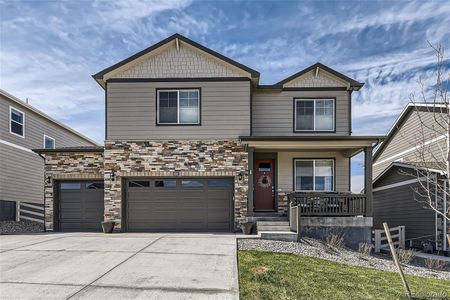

left=0, top=232, right=239, bottom=300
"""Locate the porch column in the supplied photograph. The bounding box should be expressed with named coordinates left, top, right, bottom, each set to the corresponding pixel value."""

left=247, top=146, right=254, bottom=217
left=364, top=146, right=373, bottom=217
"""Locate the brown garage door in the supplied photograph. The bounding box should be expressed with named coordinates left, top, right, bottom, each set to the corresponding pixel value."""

left=126, top=178, right=233, bottom=232
left=58, top=181, right=104, bottom=232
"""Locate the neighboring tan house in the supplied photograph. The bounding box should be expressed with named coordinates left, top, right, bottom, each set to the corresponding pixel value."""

left=34, top=34, right=383, bottom=246
left=0, top=89, right=98, bottom=223
left=373, top=103, right=449, bottom=252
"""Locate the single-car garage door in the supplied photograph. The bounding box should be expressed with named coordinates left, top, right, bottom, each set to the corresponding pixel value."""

left=126, top=178, right=233, bottom=232
left=58, top=181, right=104, bottom=232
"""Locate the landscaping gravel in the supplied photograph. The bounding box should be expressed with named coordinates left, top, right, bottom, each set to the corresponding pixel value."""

left=238, top=238, right=450, bottom=281
left=0, top=220, right=44, bottom=234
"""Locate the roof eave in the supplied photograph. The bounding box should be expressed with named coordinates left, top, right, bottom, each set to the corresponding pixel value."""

left=91, top=33, right=260, bottom=87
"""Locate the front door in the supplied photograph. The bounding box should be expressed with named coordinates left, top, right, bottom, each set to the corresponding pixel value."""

left=254, top=159, right=275, bottom=211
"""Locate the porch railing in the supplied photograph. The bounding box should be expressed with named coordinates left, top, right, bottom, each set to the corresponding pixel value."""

left=288, top=192, right=367, bottom=216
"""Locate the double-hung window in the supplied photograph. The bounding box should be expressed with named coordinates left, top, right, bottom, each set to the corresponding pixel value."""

left=44, top=135, right=55, bottom=149
left=157, top=89, right=200, bottom=125
left=295, top=99, right=334, bottom=131
left=10, top=106, right=25, bottom=137
left=294, top=159, right=334, bottom=191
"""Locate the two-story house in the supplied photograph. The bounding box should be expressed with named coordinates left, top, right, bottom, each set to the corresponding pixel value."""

left=34, top=34, right=383, bottom=246
left=0, top=89, right=98, bottom=223
left=373, top=103, right=449, bottom=252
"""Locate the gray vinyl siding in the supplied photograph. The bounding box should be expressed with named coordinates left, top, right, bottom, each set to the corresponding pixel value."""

left=0, top=94, right=94, bottom=149
left=106, top=81, right=251, bottom=140
left=373, top=109, right=448, bottom=178
left=277, top=151, right=350, bottom=192
left=0, top=143, right=43, bottom=204
left=373, top=167, right=436, bottom=246
left=0, top=94, right=96, bottom=204
left=252, top=90, right=350, bottom=136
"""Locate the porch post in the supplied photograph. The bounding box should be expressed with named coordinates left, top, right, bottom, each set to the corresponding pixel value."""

left=247, top=146, right=254, bottom=217
left=364, top=146, right=373, bottom=217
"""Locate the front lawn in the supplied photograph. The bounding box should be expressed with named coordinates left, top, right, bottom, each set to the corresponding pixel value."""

left=238, top=250, right=450, bottom=300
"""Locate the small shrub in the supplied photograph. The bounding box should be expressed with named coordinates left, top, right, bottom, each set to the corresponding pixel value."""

left=358, top=243, right=374, bottom=257
left=326, top=233, right=345, bottom=249
left=396, top=248, right=416, bottom=264
left=424, top=258, right=447, bottom=271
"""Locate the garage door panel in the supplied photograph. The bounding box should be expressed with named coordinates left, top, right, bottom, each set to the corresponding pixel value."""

left=58, top=181, right=104, bottom=232
left=126, top=178, right=233, bottom=232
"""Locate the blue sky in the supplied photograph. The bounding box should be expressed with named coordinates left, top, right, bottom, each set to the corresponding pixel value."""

left=1, top=0, right=449, bottom=191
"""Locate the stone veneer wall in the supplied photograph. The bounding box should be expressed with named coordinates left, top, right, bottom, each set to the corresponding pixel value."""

left=277, top=192, right=289, bottom=216
left=104, top=140, right=249, bottom=231
left=43, top=151, right=104, bottom=231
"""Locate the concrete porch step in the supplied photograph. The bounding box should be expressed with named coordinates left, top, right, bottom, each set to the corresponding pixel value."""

left=260, top=231, right=298, bottom=242
left=247, top=216, right=288, bottom=222
left=257, top=221, right=290, bottom=232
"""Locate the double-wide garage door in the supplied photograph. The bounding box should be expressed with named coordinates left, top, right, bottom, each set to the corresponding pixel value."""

left=126, top=178, right=233, bottom=232
left=58, top=181, right=104, bottom=232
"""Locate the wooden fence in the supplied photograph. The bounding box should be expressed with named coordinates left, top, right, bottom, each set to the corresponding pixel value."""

left=373, top=225, right=405, bottom=253
left=16, top=202, right=44, bottom=224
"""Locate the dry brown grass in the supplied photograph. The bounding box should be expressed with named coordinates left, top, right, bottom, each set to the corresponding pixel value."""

left=396, top=248, right=416, bottom=265
left=358, top=243, right=374, bottom=257
left=325, top=233, right=345, bottom=249
left=424, top=258, right=447, bottom=271
left=250, top=266, right=270, bottom=275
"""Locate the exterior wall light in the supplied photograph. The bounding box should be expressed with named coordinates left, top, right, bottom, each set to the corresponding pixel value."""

left=110, top=171, right=116, bottom=182
left=238, top=172, right=243, bottom=182
left=45, top=175, right=51, bottom=184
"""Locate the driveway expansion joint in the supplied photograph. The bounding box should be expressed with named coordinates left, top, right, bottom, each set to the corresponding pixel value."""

left=65, top=235, right=166, bottom=300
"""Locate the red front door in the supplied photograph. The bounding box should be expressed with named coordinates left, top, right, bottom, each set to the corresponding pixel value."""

left=254, top=159, right=275, bottom=211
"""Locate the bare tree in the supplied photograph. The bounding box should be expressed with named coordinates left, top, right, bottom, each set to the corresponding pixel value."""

left=401, top=42, right=449, bottom=248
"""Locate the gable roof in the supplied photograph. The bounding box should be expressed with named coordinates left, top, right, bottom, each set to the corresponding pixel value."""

left=0, top=89, right=98, bottom=146
left=373, top=161, right=446, bottom=186
left=92, top=33, right=260, bottom=88
left=259, top=63, right=364, bottom=90
left=373, top=102, right=449, bottom=161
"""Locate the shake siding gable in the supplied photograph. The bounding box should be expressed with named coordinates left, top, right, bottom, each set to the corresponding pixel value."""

left=108, top=42, right=247, bottom=80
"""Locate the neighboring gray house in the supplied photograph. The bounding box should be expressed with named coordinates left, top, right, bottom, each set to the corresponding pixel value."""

left=34, top=34, right=383, bottom=246
left=0, top=89, right=98, bottom=222
left=373, top=103, right=449, bottom=252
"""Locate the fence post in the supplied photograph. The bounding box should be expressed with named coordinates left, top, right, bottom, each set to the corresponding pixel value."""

left=15, top=201, right=20, bottom=222
left=383, top=222, right=411, bottom=299
left=400, top=226, right=405, bottom=249
left=374, top=230, right=381, bottom=253
left=296, top=204, right=301, bottom=242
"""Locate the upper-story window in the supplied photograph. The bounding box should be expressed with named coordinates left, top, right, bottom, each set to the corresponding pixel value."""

left=44, top=135, right=55, bottom=149
left=294, top=99, right=335, bottom=132
left=10, top=106, right=25, bottom=137
left=157, top=89, right=200, bottom=125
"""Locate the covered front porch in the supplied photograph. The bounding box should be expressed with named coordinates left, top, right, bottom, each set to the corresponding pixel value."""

left=240, top=136, right=384, bottom=247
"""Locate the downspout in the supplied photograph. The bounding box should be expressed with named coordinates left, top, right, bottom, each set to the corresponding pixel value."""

left=435, top=177, right=438, bottom=250
left=444, top=180, right=448, bottom=251
left=36, top=151, right=47, bottom=233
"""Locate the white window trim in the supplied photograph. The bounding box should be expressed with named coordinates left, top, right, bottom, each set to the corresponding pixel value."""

left=157, top=89, right=200, bottom=125
left=43, top=135, right=56, bottom=149
left=294, top=98, right=335, bottom=132
left=294, top=158, right=335, bottom=192
left=9, top=106, right=25, bottom=138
